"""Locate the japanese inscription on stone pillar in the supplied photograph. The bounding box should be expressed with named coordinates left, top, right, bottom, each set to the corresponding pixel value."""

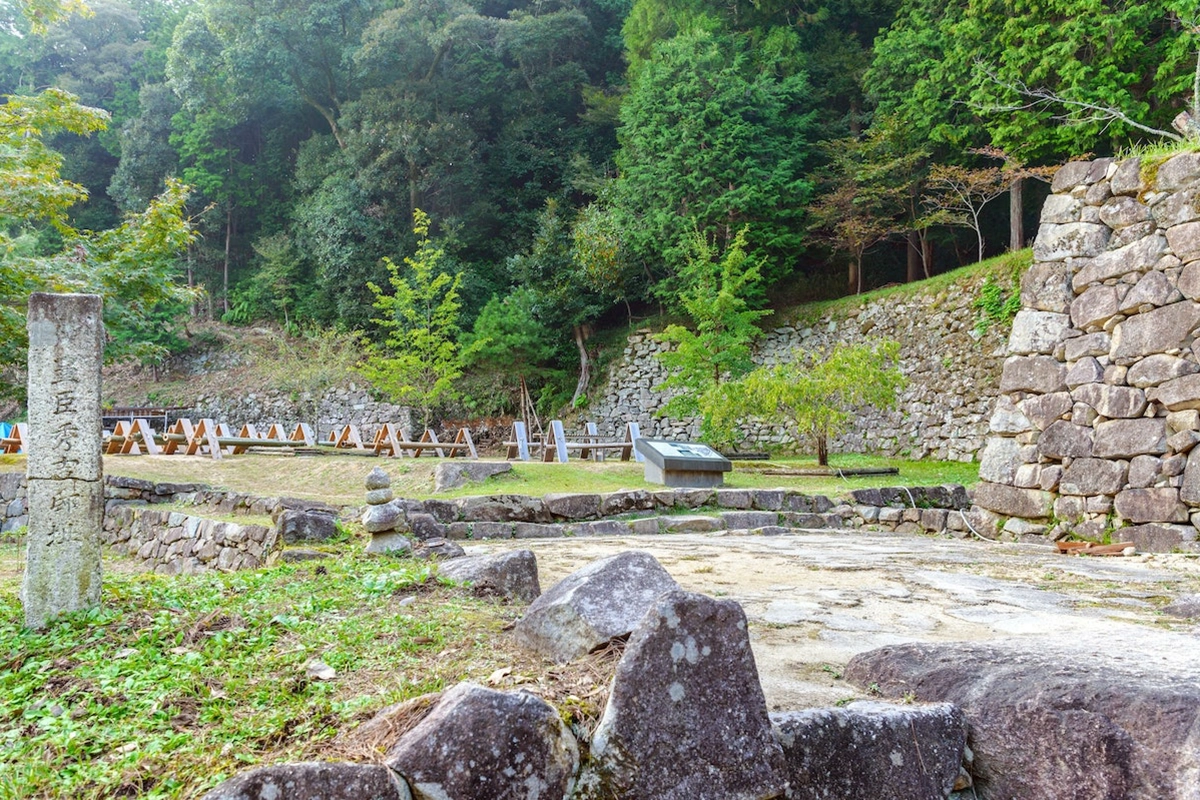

left=22, top=293, right=104, bottom=629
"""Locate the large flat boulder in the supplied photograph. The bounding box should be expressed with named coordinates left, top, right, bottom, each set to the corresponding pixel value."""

left=845, top=640, right=1200, bottom=800
left=771, top=701, right=967, bottom=800
left=513, top=550, right=679, bottom=662
left=437, top=549, right=541, bottom=602
left=202, top=762, right=409, bottom=800
left=385, top=683, right=578, bottom=800
left=588, top=590, right=787, bottom=800
left=433, top=462, right=512, bottom=492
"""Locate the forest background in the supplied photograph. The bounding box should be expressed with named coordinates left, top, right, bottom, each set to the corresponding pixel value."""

left=4, top=0, right=1200, bottom=421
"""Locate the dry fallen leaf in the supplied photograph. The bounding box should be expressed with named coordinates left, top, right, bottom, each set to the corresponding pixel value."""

left=487, top=667, right=513, bottom=685
left=305, top=660, right=337, bottom=681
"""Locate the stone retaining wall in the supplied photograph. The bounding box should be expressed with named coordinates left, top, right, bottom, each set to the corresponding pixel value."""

left=973, top=155, right=1200, bottom=552
left=0, top=472, right=26, bottom=533
left=102, top=506, right=280, bottom=574
left=590, top=279, right=1010, bottom=462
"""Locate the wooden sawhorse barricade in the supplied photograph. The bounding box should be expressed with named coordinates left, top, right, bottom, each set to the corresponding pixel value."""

left=0, top=423, right=27, bottom=454
left=371, top=424, right=477, bottom=459
left=507, top=420, right=643, bottom=463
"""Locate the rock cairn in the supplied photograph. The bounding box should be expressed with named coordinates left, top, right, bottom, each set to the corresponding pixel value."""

left=362, top=467, right=411, bottom=555
left=973, top=155, right=1200, bottom=552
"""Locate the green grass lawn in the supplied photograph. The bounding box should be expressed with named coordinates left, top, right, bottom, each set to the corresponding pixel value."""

left=0, top=548, right=560, bottom=799
left=0, top=452, right=979, bottom=507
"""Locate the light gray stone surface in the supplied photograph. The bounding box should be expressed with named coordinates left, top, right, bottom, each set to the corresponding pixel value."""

left=23, top=293, right=104, bottom=629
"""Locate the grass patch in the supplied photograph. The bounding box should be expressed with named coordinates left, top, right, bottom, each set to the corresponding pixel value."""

left=0, top=547, right=564, bottom=799
left=38, top=452, right=982, bottom=507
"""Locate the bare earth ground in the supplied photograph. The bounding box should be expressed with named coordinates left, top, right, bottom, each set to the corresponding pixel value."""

left=455, top=532, right=1200, bottom=711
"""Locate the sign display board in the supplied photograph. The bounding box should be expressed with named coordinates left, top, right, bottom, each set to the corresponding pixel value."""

left=634, top=438, right=732, bottom=487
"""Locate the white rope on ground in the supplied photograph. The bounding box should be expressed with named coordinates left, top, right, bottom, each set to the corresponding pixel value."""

left=958, top=508, right=994, bottom=542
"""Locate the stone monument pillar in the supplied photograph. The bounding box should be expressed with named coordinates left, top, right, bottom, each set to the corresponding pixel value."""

left=22, top=293, right=105, bottom=628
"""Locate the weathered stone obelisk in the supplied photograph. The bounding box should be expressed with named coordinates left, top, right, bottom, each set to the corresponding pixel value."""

left=22, top=293, right=104, bottom=628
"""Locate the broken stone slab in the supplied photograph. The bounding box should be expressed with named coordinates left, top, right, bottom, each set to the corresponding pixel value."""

left=720, top=511, right=778, bottom=530
left=1070, top=285, right=1120, bottom=331
left=771, top=701, right=967, bottom=800
left=513, top=550, right=678, bottom=663
left=202, top=762, right=410, bottom=800
left=845, top=640, right=1200, bottom=800
left=714, top=488, right=755, bottom=509
left=410, top=538, right=466, bottom=561
left=588, top=589, right=787, bottom=800
left=661, top=515, right=724, bottom=533
left=599, top=490, right=657, bottom=515
left=567, top=519, right=634, bottom=536
left=432, top=461, right=512, bottom=492
left=989, top=396, right=1033, bottom=434
left=1019, top=392, right=1073, bottom=430
left=1110, top=300, right=1200, bottom=362
left=1066, top=357, right=1105, bottom=389
left=385, top=683, right=577, bottom=800
left=1120, top=269, right=1181, bottom=313
left=1063, top=332, right=1112, bottom=361
left=978, top=438, right=1022, bottom=485
left=438, top=549, right=541, bottom=602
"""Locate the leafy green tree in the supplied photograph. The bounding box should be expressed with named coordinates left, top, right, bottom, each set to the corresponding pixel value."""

left=655, top=226, right=769, bottom=446
left=615, top=29, right=812, bottom=297
left=735, top=340, right=905, bottom=465
left=460, top=286, right=562, bottom=413
left=360, top=209, right=468, bottom=430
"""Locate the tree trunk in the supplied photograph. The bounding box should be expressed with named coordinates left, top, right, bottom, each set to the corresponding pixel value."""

left=1009, top=177, right=1024, bottom=251
left=817, top=433, right=828, bottom=467
left=223, top=205, right=233, bottom=314
left=848, top=259, right=858, bottom=295
left=571, top=323, right=591, bottom=406
left=906, top=232, right=922, bottom=283
left=922, top=238, right=934, bottom=279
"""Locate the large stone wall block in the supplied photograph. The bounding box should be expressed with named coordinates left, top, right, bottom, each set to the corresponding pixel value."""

left=1034, top=222, right=1110, bottom=262
left=978, top=438, right=1023, bottom=484
left=1070, top=286, right=1120, bottom=331
left=1064, top=332, right=1111, bottom=361
left=771, top=702, right=967, bottom=800
left=1038, top=421, right=1094, bottom=459
left=989, top=397, right=1033, bottom=434
left=1019, top=392, right=1073, bottom=430
left=1177, top=261, right=1200, bottom=300
left=1093, top=418, right=1168, bottom=459
left=1166, top=220, right=1200, bottom=263
left=1119, top=270, right=1181, bottom=314
left=1110, top=300, right=1200, bottom=362
left=1099, top=195, right=1151, bottom=229
left=1152, top=184, right=1200, bottom=227
left=1127, top=354, right=1200, bottom=387
left=1127, top=456, right=1162, bottom=489
left=1114, top=488, right=1187, bottom=523
left=589, top=590, right=787, bottom=800
left=1040, top=194, right=1083, bottom=224
left=1021, top=260, right=1075, bottom=313
left=1065, top=358, right=1104, bottom=389
left=1071, top=383, right=1147, bottom=419
left=1051, top=160, right=1095, bottom=193
left=1000, top=356, right=1068, bottom=394
left=1180, top=449, right=1200, bottom=505
left=1155, top=151, right=1200, bottom=191
left=973, top=483, right=1053, bottom=518
left=1072, top=233, right=1166, bottom=290
left=1058, top=458, right=1128, bottom=496
left=1124, top=522, right=1197, bottom=552
left=1108, top=158, right=1142, bottom=195
left=1008, top=310, right=1071, bottom=355
left=1150, top=372, right=1200, bottom=410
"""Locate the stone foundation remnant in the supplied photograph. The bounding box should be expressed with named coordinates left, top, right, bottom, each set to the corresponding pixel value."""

left=22, top=292, right=105, bottom=628
left=972, top=155, right=1200, bottom=551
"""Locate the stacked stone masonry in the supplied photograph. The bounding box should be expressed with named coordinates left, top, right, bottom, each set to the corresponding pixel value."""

left=103, top=505, right=280, bottom=574
left=974, top=155, right=1200, bottom=552
left=590, top=283, right=1009, bottom=462
left=186, top=383, right=413, bottom=441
